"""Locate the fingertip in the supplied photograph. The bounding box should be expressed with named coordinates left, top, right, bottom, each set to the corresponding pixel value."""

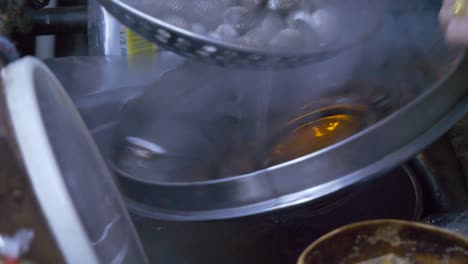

left=445, top=18, right=468, bottom=47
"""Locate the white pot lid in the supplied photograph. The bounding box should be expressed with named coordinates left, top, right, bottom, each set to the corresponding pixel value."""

left=0, top=57, right=148, bottom=264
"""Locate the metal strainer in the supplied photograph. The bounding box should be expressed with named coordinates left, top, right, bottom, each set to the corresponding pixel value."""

left=98, top=0, right=386, bottom=68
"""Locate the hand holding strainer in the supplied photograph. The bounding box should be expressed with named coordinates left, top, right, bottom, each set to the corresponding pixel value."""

left=440, top=0, right=468, bottom=46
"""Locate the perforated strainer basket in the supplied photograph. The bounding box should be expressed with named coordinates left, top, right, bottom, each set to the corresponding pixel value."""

left=98, top=0, right=387, bottom=68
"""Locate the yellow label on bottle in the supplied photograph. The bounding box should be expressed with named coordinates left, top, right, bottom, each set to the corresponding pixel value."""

left=126, top=30, right=157, bottom=57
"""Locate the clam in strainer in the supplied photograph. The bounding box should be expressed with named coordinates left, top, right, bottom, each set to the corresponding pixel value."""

left=98, top=0, right=387, bottom=68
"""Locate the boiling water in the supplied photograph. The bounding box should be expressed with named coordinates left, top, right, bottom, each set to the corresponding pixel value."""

left=267, top=114, right=363, bottom=166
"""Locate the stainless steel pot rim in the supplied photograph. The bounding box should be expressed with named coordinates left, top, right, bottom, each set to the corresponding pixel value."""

left=125, top=93, right=465, bottom=221
left=115, top=52, right=466, bottom=188
left=125, top=162, right=426, bottom=221
left=99, top=0, right=385, bottom=58
left=114, top=49, right=467, bottom=219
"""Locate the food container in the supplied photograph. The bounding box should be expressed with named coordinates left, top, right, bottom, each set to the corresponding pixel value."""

left=298, top=219, right=468, bottom=264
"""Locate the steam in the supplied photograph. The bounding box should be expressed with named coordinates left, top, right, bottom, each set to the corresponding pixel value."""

left=114, top=0, right=459, bottom=183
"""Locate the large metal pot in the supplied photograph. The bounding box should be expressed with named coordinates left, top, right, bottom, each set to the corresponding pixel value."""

left=62, top=55, right=457, bottom=264
left=43, top=54, right=429, bottom=264
left=109, top=2, right=468, bottom=220
left=39, top=49, right=467, bottom=264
